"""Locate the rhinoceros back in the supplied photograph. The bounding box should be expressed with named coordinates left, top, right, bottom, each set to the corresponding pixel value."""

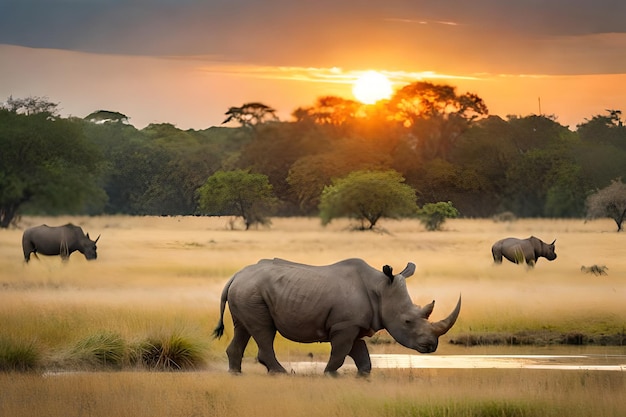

left=226, top=259, right=376, bottom=343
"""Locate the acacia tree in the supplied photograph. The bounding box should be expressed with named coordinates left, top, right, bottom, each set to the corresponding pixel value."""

left=222, top=102, right=278, bottom=128
left=586, top=178, right=626, bottom=231
left=387, top=82, right=489, bottom=160
left=319, top=170, right=417, bottom=230
left=196, top=170, right=277, bottom=230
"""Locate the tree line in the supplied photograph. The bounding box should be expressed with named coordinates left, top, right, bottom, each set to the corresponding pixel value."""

left=1, top=82, right=626, bottom=230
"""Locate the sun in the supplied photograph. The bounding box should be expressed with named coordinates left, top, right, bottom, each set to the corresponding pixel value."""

left=352, top=71, right=393, bottom=104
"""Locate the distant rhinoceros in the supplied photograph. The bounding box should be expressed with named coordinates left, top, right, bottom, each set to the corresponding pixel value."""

left=22, top=224, right=100, bottom=262
left=213, top=258, right=462, bottom=376
left=491, top=236, right=556, bottom=267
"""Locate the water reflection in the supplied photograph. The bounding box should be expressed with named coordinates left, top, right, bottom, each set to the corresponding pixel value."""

left=286, top=353, right=626, bottom=374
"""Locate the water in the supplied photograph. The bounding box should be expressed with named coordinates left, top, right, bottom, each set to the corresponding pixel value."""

left=285, top=353, right=626, bottom=374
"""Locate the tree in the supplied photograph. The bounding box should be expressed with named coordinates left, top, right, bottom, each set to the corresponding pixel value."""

left=386, top=82, right=488, bottom=160
left=222, top=102, right=278, bottom=128
left=319, top=170, right=417, bottom=230
left=416, top=201, right=459, bottom=231
left=196, top=170, right=278, bottom=230
left=84, top=110, right=130, bottom=124
left=586, top=178, right=626, bottom=231
left=0, top=109, right=105, bottom=227
left=577, top=109, right=626, bottom=149
left=1, top=95, right=59, bottom=116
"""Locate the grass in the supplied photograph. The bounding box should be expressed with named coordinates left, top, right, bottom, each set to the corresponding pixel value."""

left=0, top=370, right=624, bottom=417
left=0, top=337, right=40, bottom=372
left=0, top=215, right=625, bottom=415
left=67, top=331, right=127, bottom=369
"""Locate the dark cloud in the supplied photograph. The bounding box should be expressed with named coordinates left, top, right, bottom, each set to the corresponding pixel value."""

left=1, top=1, right=625, bottom=73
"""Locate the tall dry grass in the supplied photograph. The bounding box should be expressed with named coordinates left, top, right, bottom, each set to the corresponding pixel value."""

left=1, top=369, right=624, bottom=417
left=1, top=216, right=625, bottom=415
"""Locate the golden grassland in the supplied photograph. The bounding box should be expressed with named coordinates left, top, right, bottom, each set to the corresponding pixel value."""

left=1, top=215, right=625, bottom=416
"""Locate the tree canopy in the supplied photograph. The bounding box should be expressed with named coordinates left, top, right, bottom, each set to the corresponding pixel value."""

left=196, top=170, right=277, bottom=230
left=0, top=108, right=105, bottom=227
left=2, top=84, right=625, bottom=229
left=586, top=178, right=626, bottom=232
left=319, top=170, right=417, bottom=230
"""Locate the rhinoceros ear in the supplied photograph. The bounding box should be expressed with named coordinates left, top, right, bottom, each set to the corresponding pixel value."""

left=399, top=262, right=416, bottom=278
left=382, top=265, right=394, bottom=283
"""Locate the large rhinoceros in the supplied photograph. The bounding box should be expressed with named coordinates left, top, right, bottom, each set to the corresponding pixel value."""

left=22, top=224, right=100, bottom=262
left=491, top=236, right=556, bottom=267
left=213, top=258, right=462, bottom=376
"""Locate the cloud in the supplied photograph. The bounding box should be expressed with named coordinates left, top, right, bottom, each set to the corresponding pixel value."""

left=1, top=1, right=625, bottom=75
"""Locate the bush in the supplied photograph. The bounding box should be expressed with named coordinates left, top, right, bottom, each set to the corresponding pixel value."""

left=140, top=331, right=207, bottom=371
left=416, top=201, right=459, bottom=231
left=70, top=331, right=127, bottom=369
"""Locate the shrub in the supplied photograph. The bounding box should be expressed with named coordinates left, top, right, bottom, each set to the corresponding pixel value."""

left=140, top=331, right=207, bottom=371
left=70, top=331, right=127, bottom=369
left=416, top=201, right=459, bottom=231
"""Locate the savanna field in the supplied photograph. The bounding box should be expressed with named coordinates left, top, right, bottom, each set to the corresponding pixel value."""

left=1, top=216, right=625, bottom=416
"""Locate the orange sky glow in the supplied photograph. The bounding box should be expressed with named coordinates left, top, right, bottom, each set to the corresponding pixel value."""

left=1, top=41, right=625, bottom=130
left=2, top=2, right=625, bottom=130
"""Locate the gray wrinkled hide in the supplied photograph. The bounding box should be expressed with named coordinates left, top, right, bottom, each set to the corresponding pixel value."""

left=22, top=224, right=99, bottom=262
left=491, top=236, right=556, bottom=267
left=213, top=258, right=461, bottom=376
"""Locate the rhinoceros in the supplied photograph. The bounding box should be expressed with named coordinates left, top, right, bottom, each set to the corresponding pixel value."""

left=213, top=258, right=461, bottom=376
left=491, top=236, right=556, bottom=267
left=22, top=224, right=100, bottom=262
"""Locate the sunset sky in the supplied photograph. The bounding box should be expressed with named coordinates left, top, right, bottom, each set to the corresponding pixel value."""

left=1, top=0, right=625, bottom=129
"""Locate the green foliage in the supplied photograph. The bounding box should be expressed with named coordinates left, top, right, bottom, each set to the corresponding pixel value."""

left=197, top=169, right=278, bottom=229
left=586, top=178, right=626, bottom=231
left=70, top=331, right=127, bottom=369
left=3, top=91, right=626, bottom=221
left=0, top=109, right=106, bottom=227
left=140, top=331, right=207, bottom=371
left=0, top=337, right=40, bottom=372
left=416, top=201, right=459, bottom=231
left=319, top=170, right=417, bottom=229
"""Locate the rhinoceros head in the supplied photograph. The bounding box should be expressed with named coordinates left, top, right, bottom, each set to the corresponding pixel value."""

left=381, top=263, right=461, bottom=354
left=543, top=239, right=557, bottom=260
left=81, top=233, right=100, bottom=260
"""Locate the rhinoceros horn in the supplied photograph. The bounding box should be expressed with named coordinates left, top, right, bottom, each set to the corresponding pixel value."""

left=432, top=295, right=462, bottom=336
left=95, top=234, right=101, bottom=243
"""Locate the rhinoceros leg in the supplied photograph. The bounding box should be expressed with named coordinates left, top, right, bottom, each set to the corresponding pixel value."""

left=348, top=339, right=372, bottom=376
left=324, top=326, right=361, bottom=376
left=251, top=327, right=287, bottom=374
left=226, top=323, right=251, bottom=373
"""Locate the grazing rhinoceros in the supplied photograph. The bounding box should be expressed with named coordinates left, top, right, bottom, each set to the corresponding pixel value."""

left=213, top=258, right=462, bottom=376
left=491, top=236, right=556, bottom=267
left=22, top=224, right=100, bottom=262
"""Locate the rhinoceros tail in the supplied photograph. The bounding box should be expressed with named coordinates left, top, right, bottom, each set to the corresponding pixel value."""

left=212, top=274, right=236, bottom=339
